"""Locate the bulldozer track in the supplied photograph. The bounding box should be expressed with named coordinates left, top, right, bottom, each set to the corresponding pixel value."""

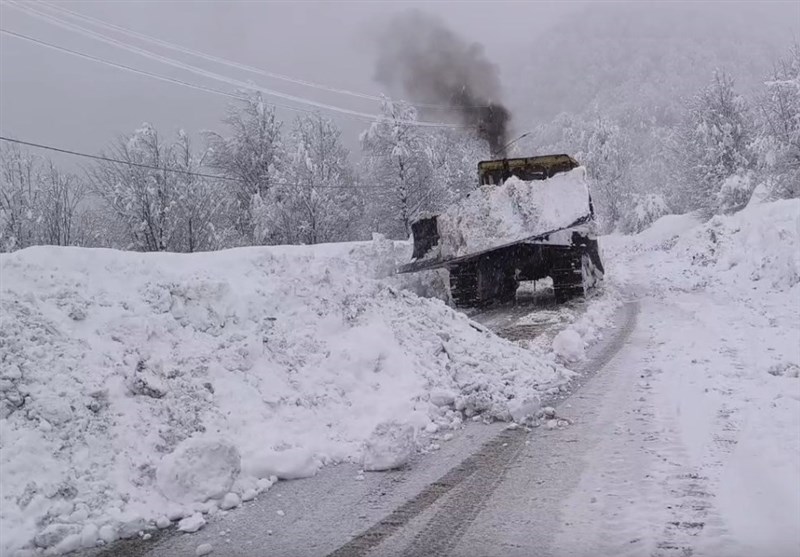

left=495, top=323, right=549, bottom=341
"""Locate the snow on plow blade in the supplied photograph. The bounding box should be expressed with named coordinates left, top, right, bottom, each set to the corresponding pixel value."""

left=397, top=215, right=593, bottom=274
left=398, top=166, right=594, bottom=273
left=397, top=161, right=603, bottom=307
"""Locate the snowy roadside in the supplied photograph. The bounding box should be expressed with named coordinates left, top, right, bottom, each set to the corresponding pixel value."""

left=0, top=236, right=580, bottom=556
left=570, top=198, right=800, bottom=556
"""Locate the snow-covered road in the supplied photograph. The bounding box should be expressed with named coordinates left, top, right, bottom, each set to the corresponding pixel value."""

left=548, top=291, right=799, bottom=557
left=317, top=289, right=798, bottom=557
left=442, top=290, right=799, bottom=557
left=327, top=290, right=795, bottom=557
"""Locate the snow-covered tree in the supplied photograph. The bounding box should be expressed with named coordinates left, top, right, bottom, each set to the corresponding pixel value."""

left=170, top=132, right=228, bottom=252
left=37, top=161, right=86, bottom=247
left=265, top=113, right=361, bottom=245
left=89, top=123, right=189, bottom=251
left=674, top=71, right=754, bottom=216
left=577, top=117, right=634, bottom=230
left=620, top=193, right=671, bottom=234
left=752, top=44, right=800, bottom=200
left=89, top=124, right=177, bottom=251
left=89, top=124, right=225, bottom=252
left=204, top=92, right=284, bottom=243
left=0, top=144, right=40, bottom=251
left=427, top=129, right=487, bottom=205
left=0, top=144, right=86, bottom=251
left=360, top=98, right=444, bottom=238
left=69, top=205, right=125, bottom=249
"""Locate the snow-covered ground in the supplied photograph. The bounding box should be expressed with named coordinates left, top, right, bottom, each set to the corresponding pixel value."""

left=559, top=197, right=800, bottom=556
left=2, top=196, right=797, bottom=557
left=0, top=236, right=577, bottom=556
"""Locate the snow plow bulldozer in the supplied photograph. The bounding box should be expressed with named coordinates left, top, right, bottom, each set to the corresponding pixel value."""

left=397, top=154, right=604, bottom=308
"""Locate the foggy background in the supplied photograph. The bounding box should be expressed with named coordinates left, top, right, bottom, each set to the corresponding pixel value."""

left=3, top=0, right=794, bottom=164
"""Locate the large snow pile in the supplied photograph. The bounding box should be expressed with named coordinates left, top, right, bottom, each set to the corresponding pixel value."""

left=435, top=167, right=592, bottom=259
left=672, top=198, right=800, bottom=290
left=0, top=239, right=572, bottom=555
left=608, top=198, right=800, bottom=293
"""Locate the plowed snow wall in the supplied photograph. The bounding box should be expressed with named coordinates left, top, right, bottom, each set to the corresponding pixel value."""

left=436, top=167, right=592, bottom=260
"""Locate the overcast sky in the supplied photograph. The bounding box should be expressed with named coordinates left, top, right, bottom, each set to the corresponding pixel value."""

left=0, top=1, right=583, bottom=164
left=1, top=1, right=797, bottom=167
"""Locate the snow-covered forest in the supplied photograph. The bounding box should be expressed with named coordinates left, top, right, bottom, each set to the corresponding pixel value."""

left=2, top=14, right=797, bottom=252
left=0, top=96, right=488, bottom=251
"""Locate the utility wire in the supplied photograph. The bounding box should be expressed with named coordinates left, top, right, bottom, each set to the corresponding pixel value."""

left=5, top=1, right=467, bottom=129
left=0, top=136, right=395, bottom=191
left=0, top=28, right=324, bottom=116
left=0, top=135, right=246, bottom=181
left=37, top=0, right=482, bottom=111
left=1, top=29, right=241, bottom=101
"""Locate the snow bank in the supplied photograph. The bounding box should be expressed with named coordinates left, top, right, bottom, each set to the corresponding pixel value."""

left=613, top=199, right=800, bottom=293
left=435, top=167, right=592, bottom=259
left=0, top=239, right=573, bottom=555
left=628, top=212, right=702, bottom=251
left=546, top=295, right=622, bottom=365
left=672, top=199, right=800, bottom=290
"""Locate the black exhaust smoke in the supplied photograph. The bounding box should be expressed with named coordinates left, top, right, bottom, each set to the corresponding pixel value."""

left=374, top=11, right=511, bottom=156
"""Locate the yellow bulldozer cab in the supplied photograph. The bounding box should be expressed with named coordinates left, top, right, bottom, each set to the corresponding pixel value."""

left=477, top=154, right=580, bottom=186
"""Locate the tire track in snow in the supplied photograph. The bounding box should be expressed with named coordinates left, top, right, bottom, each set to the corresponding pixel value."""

left=325, top=428, right=527, bottom=557
left=653, top=298, right=760, bottom=557
left=549, top=297, right=745, bottom=557
left=590, top=299, right=744, bottom=557
left=649, top=418, right=736, bottom=557
left=553, top=360, right=669, bottom=557
left=327, top=300, right=640, bottom=557
left=650, top=331, right=746, bottom=557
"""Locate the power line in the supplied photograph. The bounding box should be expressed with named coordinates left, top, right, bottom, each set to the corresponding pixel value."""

left=0, top=28, right=320, bottom=116
left=5, top=1, right=360, bottom=119
left=5, top=1, right=467, bottom=129
left=38, top=0, right=482, bottom=111
left=0, top=31, right=458, bottom=193
left=0, top=27, right=464, bottom=132
left=0, top=135, right=244, bottom=181
left=1, top=29, right=241, bottom=101
left=0, top=136, right=395, bottom=191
